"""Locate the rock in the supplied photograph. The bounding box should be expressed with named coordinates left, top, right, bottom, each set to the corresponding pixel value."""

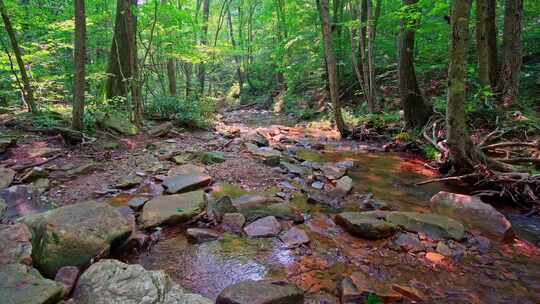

left=65, top=162, right=95, bottom=177
left=469, top=235, right=492, bottom=253
left=0, top=197, right=6, bottom=218
left=172, top=154, right=192, bottom=165
left=187, top=228, right=222, bottom=243
left=0, top=264, right=63, bottom=304
left=311, top=181, right=324, bottom=190
left=341, top=272, right=402, bottom=304
left=22, top=201, right=132, bottom=277
left=162, top=172, right=212, bottom=194
left=72, top=259, right=212, bottom=304
left=393, top=233, right=425, bottom=252
left=333, top=176, right=353, bottom=195
left=295, top=148, right=326, bottom=163
left=32, top=178, right=50, bottom=192
left=140, top=191, right=205, bottom=228
left=232, top=194, right=282, bottom=210
left=250, top=147, right=282, bottom=165
left=115, top=175, right=143, bottom=189
left=54, top=266, right=79, bottom=297
left=19, top=166, right=48, bottom=183
left=221, top=212, right=246, bottom=234
left=307, top=192, right=342, bottom=210
left=280, top=161, right=307, bottom=175
left=216, top=280, right=304, bottom=304
left=0, top=136, right=17, bottom=154
left=127, top=197, right=149, bottom=211
left=425, top=252, right=445, bottom=264
left=0, top=224, right=33, bottom=266
left=208, top=195, right=237, bottom=222
left=117, top=232, right=150, bottom=253
left=321, top=164, right=346, bottom=180
left=392, top=284, right=427, bottom=303
left=0, top=166, right=16, bottom=189
left=201, top=151, right=226, bottom=164
left=386, top=211, right=465, bottom=240
left=436, top=242, right=453, bottom=256
left=241, top=202, right=304, bottom=223
left=335, top=160, right=355, bottom=169
left=0, top=185, right=46, bottom=219
left=244, top=216, right=282, bottom=237
left=169, top=163, right=206, bottom=175
left=99, top=112, right=139, bottom=135
left=430, top=191, right=512, bottom=240
left=250, top=132, right=270, bottom=147
left=280, top=227, right=310, bottom=248
left=148, top=122, right=173, bottom=137
left=335, top=212, right=396, bottom=239
left=263, top=154, right=281, bottom=166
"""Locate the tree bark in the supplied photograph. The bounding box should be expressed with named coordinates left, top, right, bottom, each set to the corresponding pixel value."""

left=167, top=60, right=177, bottom=96
left=366, top=0, right=377, bottom=112
left=72, top=0, right=86, bottom=131
left=0, top=0, right=37, bottom=112
left=227, top=8, right=244, bottom=97
left=485, top=0, right=498, bottom=89
left=499, top=0, right=523, bottom=106
left=319, top=0, right=348, bottom=137
left=476, top=0, right=490, bottom=88
left=127, top=0, right=142, bottom=126
left=198, top=0, right=210, bottom=97
left=447, top=0, right=485, bottom=172
left=399, top=0, right=431, bottom=129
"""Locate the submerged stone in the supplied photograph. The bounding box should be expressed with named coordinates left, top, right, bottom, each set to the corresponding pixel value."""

left=216, top=280, right=304, bottom=304
left=386, top=211, right=465, bottom=240
left=187, top=228, right=222, bottom=243
left=140, top=191, right=205, bottom=228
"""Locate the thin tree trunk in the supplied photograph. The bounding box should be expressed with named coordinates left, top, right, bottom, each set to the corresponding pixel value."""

left=227, top=8, right=244, bottom=96
left=127, top=0, right=142, bottom=125
left=198, top=0, right=210, bottom=97
left=184, top=63, right=193, bottom=99
left=486, top=0, right=498, bottom=89
left=476, top=0, right=490, bottom=87
left=0, top=0, right=37, bottom=112
left=72, top=0, right=86, bottom=131
left=499, top=0, right=523, bottom=106
left=366, top=0, right=377, bottom=112
left=399, top=0, right=431, bottom=129
left=163, top=0, right=177, bottom=96
left=319, top=0, right=348, bottom=137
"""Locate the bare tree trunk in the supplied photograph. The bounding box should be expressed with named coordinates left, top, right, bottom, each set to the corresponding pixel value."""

left=0, top=0, right=37, bottom=112
left=198, top=0, right=210, bottom=97
left=319, top=0, right=348, bottom=137
left=127, top=0, right=142, bottom=126
left=486, top=0, right=498, bottom=89
left=447, top=0, right=486, bottom=172
left=167, top=60, right=177, bottom=96
left=399, top=0, right=431, bottom=129
left=366, top=0, right=377, bottom=112
left=183, top=63, right=192, bottom=99
left=499, top=0, right=523, bottom=106
left=72, top=0, right=86, bottom=131
left=227, top=8, right=244, bottom=96
left=476, top=0, right=490, bottom=88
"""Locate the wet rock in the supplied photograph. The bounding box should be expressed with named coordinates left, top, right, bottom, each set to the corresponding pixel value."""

left=311, top=181, right=324, bottom=190
left=250, top=132, right=270, bottom=147
left=22, top=201, right=132, bottom=277
left=307, top=192, right=342, bottom=210
left=341, top=272, right=402, bottom=304
left=208, top=195, right=237, bottom=222
left=280, top=161, right=308, bottom=176
left=0, top=264, right=63, bottom=304
left=241, top=202, right=304, bottom=223
left=1, top=185, right=47, bottom=219
left=140, top=191, right=205, bottom=228
left=295, top=148, right=326, bottom=163
left=335, top=212, right=396, bottom=239
left=117, top=232, right=150, bottom=253
left=321, top=164, right=346, bottom=180
left=148, top=122, right=173, bottom=137
left=187, top=228, right=222, bottom=243
left=232, top=194, right=282, bottom=210
left=201, top=151, right=226, bottom=164
left=19, top=166, right=48, bottom=183
left=280, top=226, right=310, bottom=248
left=65, top=162, right=95, bottom=177
left=392, top=284, right=427, bottom=303
left=250, top=147, right=282, bottom=165
left=0, top=224, right=33, bottom=266
left=162, top=171, right=212, bottom=194
left=436, top=242, right=452, bottom=256
left=54, top=266, right=79, bottom=297
left=0, top=166, right=16, bottom=189
left=99, top=112, right=139, bottom=135
left=335, top=160, right=355, bottom=169
left=430, top=191, right=512, bottom=240
left=72, top=259, right=212, bottom=304
left=0, top=198, right=6, bottom=218
left=386, top=211, right=465, bottom=240
left=425, top=252, right=445, bottom=264
left=469, top=235, right=492, bottom=253
left=244, top=216, right=282, bottom=237
left=393, top=233, right=425, bottom=252
left=115, top=175, right=143, bottom=189
left=333, top=176, right=353, bottom=195
left=221, top=212, right=246, bottom=234
left=127, top=197, right=149, bottom=211
left=216, top=280, right=304, bottom=304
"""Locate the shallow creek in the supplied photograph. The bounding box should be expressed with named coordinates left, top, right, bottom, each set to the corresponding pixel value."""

left=120, top=150, right=540, bottom=303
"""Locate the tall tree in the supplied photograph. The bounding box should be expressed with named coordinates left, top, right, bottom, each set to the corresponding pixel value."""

left=365, top=0, right=377, bottom=112
left=499, top=0, right=523, bottom=106
left=318, top=0, right=348, bottom=136
left=198, top=0, right=210, bottom=96
left=476, top=0, right=498, bottom=89
left=0, top=0, right=37, bottom=112
left=163, top=0, right=177, bottom=97
left=399, top=0, right=431, bottom=129
left=227, top=7, right=244, bottom=97
left=72, top=0, right=86, bottom=131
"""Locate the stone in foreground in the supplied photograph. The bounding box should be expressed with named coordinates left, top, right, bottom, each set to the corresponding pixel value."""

left=0, top=263, right=63, bottom=304
left=187, top=228, right=222, bottom=243
left=72, top=259, right=212, bottom=304
left=280, top=227, right=310, bottom=248
left=341, top=272, right=402, bottom=304
left=244, top=216, right=282, bottom=237
left=335, top=212, right=396, bottom=239
left=0, top=166, right=15, bottom=189
left=386, top=211, right=465, bottom=240
left=162, top=172, right=212, bottom=194
left=140, top=191, right=205, bottom=228
left=0, top=223, right=33, bottom=266
left=54, top=266, right=80, bottom=298
left=216, top=280, right=304, bottom=304
left=430, top=191, right=512, bottom=240
left=23, top=201, right=132, bottom=277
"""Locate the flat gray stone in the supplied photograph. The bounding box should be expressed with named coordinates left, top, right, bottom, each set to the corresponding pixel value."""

left=216, top=280, right=304, bottom=304
left=140, top=191, right=205, bottom=228
left=280, top=227, right=310, bottom=248
left=162, top=173, right=212, bottom=194
left=244, top=216, right=282, bottom=237
left=335, top=212, right=396, bottom=239
left=386, top=211, right=465, bottom=240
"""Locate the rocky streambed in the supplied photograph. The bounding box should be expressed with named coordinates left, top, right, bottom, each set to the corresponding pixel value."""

left=1, top=110, right=539, bottom=304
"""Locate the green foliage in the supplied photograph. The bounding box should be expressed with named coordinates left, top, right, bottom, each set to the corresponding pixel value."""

left=145, top=96, right=215, bottom=129
left=364, top=294, right=383, bottom=304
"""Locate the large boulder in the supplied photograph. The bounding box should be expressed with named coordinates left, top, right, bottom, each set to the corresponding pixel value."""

left=22, top=201, right=132, bottom=277
left=386, top=211, right=465, bottom=240
left=0, top=224, right=33, bottom=266
left=72, top=259, right=212, bottom=304
left=99, top=112, right=139, bottom=136
left=140, top=191, right=205, bottom=228
left=0, top=263, right=63, bottom=304
left=430, top=191, right=512, bottom=240
left=335, top=212, right=396, bottom=239
left=0, top=166, right=15, bottom=189
left=216, top=280, right=304, bottom=304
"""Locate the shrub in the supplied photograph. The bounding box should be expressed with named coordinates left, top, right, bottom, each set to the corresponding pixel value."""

left=145, top=96, right=215, bottom=129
